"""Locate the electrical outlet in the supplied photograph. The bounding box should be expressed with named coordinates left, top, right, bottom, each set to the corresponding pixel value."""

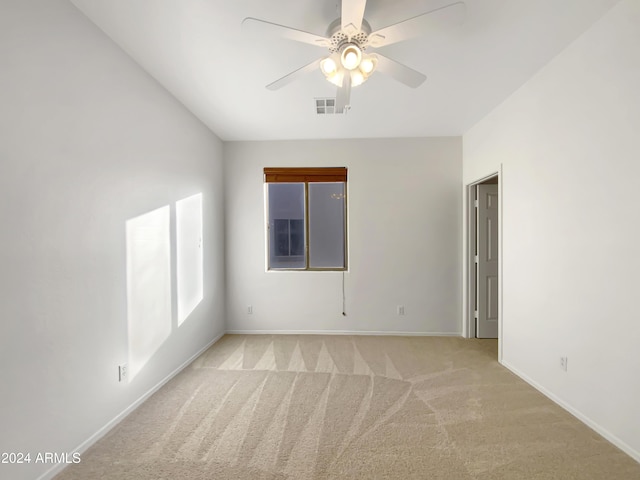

left=247, top=305, right=253, bottom=314
left=119, top=363, right=128, bottom=382
left=560, top=357, right=568, bottom=372
left=397, top=305, right=405, bottom=316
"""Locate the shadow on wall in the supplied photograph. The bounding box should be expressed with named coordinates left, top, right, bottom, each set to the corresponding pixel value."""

left=125, top=193, right=204, bottom=380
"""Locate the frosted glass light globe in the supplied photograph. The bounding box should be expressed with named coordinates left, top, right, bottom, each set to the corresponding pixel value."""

left=351, top=70, right=364, bottom=86
left=360, top=58, right=374, bottom=74
left=321, top=58, right=337, bottom=75
left=344, top=52, right=358, bottom=69
left=340, top=45, right=362, bottom=70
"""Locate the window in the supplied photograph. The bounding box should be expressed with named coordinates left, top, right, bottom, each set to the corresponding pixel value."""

left=265, top=167, right=347, bottom=271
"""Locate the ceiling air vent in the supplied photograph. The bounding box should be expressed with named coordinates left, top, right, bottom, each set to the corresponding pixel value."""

left=315, top=98, right=343, bottom=115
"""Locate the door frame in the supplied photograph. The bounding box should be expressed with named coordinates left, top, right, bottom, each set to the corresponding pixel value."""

left=465, top=167, right=503, bottom=361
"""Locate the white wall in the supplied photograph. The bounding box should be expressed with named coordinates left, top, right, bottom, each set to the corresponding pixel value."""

left=224, top=138, right=462, bottom=334
left=0, top=1, right=225, bottom=479
left=463, top=0, right=640, bottom=461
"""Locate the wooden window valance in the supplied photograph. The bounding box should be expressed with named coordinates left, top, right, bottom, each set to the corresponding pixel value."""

left=264, top=167, right=347, bottom=183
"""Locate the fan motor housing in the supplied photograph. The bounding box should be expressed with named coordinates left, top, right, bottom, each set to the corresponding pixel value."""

left=326, top=18, right=371, bottom=53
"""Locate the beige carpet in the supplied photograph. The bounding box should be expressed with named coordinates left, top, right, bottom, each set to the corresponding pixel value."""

left=56, top=335, right=640, bottom=479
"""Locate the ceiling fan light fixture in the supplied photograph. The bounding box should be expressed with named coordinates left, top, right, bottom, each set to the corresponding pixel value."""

left=326, top=70, right=344, bottom=87
left=351, top=70, right=364, bottom=87
left=360, top=56, right=376, bottom=74
left=340, top=44, right=362, bottom=70
left=320, top=54, right=344, bottom=86
left=320, top=57, right=337, bottom=75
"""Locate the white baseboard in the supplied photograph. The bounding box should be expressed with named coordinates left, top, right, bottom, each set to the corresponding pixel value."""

left=225, top=329, right=461, bottom=336
left=38, top=331, right=225, bottom=480
left=501, top=360, right=640, bottom=464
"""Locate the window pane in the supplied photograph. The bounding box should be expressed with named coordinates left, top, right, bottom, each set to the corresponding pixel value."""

left=309, top=183, right=345, bottom=268
left=268, top=183, right=306, bottom=269
left=289, top=219, right=305, bottom=256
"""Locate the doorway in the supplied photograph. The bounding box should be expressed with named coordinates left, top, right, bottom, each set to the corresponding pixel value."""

left=467, top=173, right=500, bottom=341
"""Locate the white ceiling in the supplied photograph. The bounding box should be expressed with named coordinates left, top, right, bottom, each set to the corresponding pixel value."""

left=69, top=0, right=619, bottom=141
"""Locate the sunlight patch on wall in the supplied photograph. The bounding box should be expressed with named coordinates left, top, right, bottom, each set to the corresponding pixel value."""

left=176, top=193, right=204, bottom=325
left=126, top=205, right=172, bottom=379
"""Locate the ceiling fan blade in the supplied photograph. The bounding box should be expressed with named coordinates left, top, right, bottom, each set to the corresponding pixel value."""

left=374, top=54, right=426, bottom=88
left=341, top=0, right=367, bottom=34
left=242, top=17, right=330, bottom=48
left=367, top=2, right=466, bottom=48
left=266, top=58, right=322, bottom=91
left=335, top=74, right=352, bottom=113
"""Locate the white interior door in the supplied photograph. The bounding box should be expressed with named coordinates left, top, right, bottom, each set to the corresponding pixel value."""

left=476, top=184, right=499, bottom=338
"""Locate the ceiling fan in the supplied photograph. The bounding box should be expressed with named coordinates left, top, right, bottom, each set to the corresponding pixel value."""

left=242, top=0, right=466, bottom=113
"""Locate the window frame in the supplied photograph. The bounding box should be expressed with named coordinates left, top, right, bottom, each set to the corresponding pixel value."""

left=264, top=167, right=348, bottom=272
